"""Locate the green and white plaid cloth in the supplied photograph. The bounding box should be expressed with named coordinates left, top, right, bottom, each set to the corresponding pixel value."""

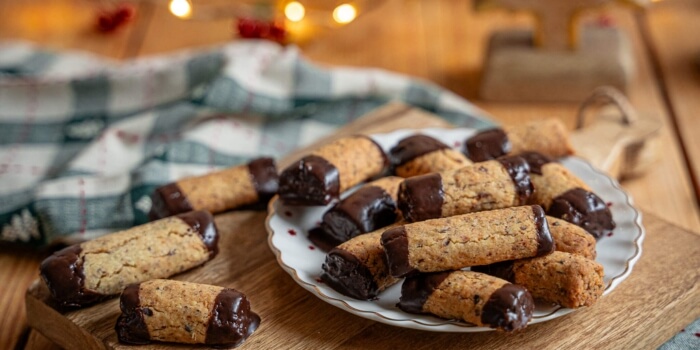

left=0, top=40, right=492, bottom=246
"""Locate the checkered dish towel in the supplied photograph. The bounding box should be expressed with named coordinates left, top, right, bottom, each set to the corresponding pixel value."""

left=0, top=40, right=492, bottom=246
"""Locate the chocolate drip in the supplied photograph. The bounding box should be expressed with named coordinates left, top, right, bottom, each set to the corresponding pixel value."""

left=518, top=151, right=554, bottom=175
left=398, top=271, right=451, bottom=314
left=481, top=283, right=534, bottom=332
left=247, top=157, right=279, bottom=202
left=532, top=205, right=555, bottom=256
left=278, top=155, right=340, bottom=205
left=115, top=284, right=151, bottom=344
left=321, top=186, right=398, bottom=244
left=471, top=261, right=515, bottom=282
left=464, top=128, right=512, bottom=162
left=390, top=134, right=449, bottom=167
left=177, top=210, right=219, bottom=257
left=322, top=248, right=378, bottom=300
left=149, top=183, right=193, bottom=220
left=397, top=173, right=444, bottom=222
left=39, top=245, right=104, bottom=308
left=381, top=227, right=417, bottom=277
left=548, top=188, right=616, bottom=239
left=205, top=288, right=261, bottom=346
left=497, top=156, right=533, bottom=205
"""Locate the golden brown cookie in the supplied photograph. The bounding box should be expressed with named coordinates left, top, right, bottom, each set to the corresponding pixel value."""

left=520, top=151, right=615, bottom=238
left=40, top=211, right=218, bottom=307
left=150, top=157, right=278, bottom=219
left=474, top=251, right=604, bottom=309
left=390, top=134, right=471, bottom=177
left=322, top=224, right=402, bottom=300
left=278, top=136, right=387, bottom=205
left=381, top=205, right=554, bottom=277
left=399, top=270, right=534, bottom=332
left=464, top=118, right=574, bottom=162
left=115, top=279, right=259, bottom=347
left=548, top=216, right=597, bottom=259
left=397, top=155, right=532, bottom=222
left=319, top=176, right=403, bottom=246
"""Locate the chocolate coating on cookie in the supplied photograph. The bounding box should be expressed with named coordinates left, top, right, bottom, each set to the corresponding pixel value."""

left=397, top=173, right=444, bottom=222
left=481, top=283, right=534, bottom=332
left=532, top=205, right=555, bottom=256
left=497, top=156, right=533, bottom=205
left=519, top=151, right=554, bottom=175
left=322, top=249, right=378, bottom=300
left=115, top=284, right=150, bottom=344
left=321, top=186, right=397, bottom=244
left=205, top=288, right=261, bottom=346
left=176, top=210, right=219, bottom=257
left=149, top=183, right=194, bottom=220
left=40, top=245, right=105, bottom=308
left=278, top=155, right=340, bottom=205
left=247, top=157, right=279, bottom=202
left=398, top=271, right=451, bottom=314
left=381, top=226, right=417, bottom=277
left=390, top=134, right=449, bottom=167
left=465, top=129, right=512, bottom=162
left=548, top=188, right=615, bottom=239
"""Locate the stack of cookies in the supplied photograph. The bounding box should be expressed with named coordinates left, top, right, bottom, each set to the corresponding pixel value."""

left=277, top=119, right=613, bottom=332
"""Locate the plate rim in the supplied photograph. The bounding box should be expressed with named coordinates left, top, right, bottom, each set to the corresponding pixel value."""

left=265, top=130, right=645, bottom=332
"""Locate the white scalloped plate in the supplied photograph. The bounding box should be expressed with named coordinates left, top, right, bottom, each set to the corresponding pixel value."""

left=266, top=128, right=645, bottom=332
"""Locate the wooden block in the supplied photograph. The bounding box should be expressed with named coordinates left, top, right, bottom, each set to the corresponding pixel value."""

left=479, top=26, right=635, bottom=102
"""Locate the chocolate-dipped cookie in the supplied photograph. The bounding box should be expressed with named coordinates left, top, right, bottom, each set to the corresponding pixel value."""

left=318, top=176, right=403, bottom=246
left=390, top=134, right=471, bottom=178
left=473, top=251, right=605, bottom=309
left=150, top=157, right=278, bottom=219
left=397, top=155, right=532, bottom=222
left=381, top=205, right=554, bottom=277
left=40, top=211, right=218, bottom=308
left=464, top=119, right=574, bottom=162
left=279, top=136, right=387, bottom=205
left=399, top=270, right=534, bottom=332
left=321, top=224, right=402, bottom=300
left=116, top=279, right=259, bottom=347
left=520, top=152, right=615, bottom=238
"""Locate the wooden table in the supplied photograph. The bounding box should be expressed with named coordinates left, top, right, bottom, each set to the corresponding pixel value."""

left=1, top=0, right=699, bottom=348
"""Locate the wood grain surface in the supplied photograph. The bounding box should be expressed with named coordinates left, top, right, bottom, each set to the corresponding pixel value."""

left=1, top=0, right=699, bottom=349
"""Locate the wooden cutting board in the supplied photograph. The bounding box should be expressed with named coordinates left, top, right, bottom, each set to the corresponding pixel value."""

left=25, top=103, right=700, bottom=349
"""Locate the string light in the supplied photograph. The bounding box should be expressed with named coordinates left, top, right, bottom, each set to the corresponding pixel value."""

left=332, top=3, right=357, bottom=24
left=169, top=0, right=193, bottom=19
left=284, top=1, right=306, bottom=22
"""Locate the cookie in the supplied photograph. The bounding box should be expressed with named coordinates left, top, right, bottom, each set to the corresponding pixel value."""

left=319, top=176, right=403, bottom=246
left=278, top=136, right=387, bottom=205
left=464, top=119, right=574, bottom=162
left=390, top=134, right=471, bottom=178
left=381, top=205, right=554, bottom=277
left=150, top=157, right=278, bottom=219
left=321, top=224, right=402, bottom=300
left=39, top=211, right=218, bottom=308
left=398, top=270, right=534, bottom=332
left=473, top=251, right=605, bottom=308
left=521, top=152, right=615, bottom=238
left=548, top=216, right=597, bottom=259
left=397, top=155, right=532, bottom=222
left=115, top=279, right=259, bottom=346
